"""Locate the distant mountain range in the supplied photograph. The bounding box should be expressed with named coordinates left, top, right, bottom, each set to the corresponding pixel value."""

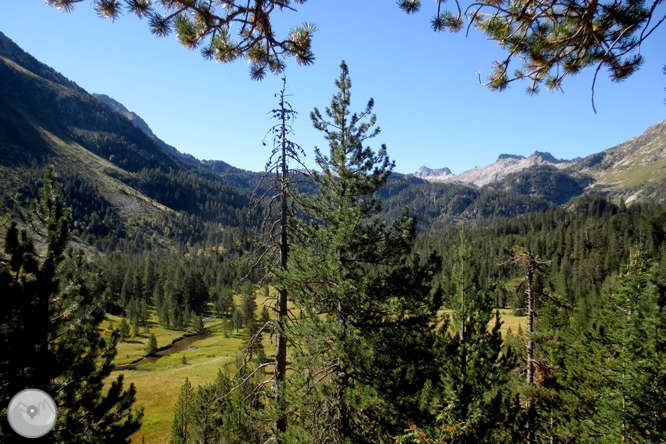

left=1, top=28, right=665, bottom=248
left=412, top=118, right=666, bottom=204
left=414, top=151, right=580, bottom=187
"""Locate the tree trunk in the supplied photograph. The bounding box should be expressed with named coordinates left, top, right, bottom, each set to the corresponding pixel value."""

left=526, top=264, right=535, bottom=444
left=274, top=112, right=289, bottom=435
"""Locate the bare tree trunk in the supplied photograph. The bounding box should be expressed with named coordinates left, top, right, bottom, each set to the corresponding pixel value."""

left=274, top=105, right=289, bottom=435
left=509, top=250, right=546, bottom=444
left=526, top=263, right=535, bottom=444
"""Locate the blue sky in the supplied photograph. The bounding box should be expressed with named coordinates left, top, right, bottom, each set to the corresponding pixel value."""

left=1, top=0, right=665, bottom=174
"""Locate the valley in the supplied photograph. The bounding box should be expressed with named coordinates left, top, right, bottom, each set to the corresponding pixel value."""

left=2, top=26, right=666, bottom=444
left=104, top=297, right=528, bottom=444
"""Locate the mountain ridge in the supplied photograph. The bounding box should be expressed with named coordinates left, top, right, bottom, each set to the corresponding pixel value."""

left=570, top=119, right=666, bottom=202
left=0, top=30, right=255, bottom=251
left=414, top=150, right=580, bottom=187
left=2, top=28, right=666, bottom=251
left=412, top=118, right=666, bottom=204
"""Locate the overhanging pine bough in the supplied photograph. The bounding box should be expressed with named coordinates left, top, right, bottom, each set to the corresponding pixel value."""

left=399, top=0, right=665, bottom=111
left=45, top=0, right=316, bottom=80
left=46, top=0, right=663, bottom=106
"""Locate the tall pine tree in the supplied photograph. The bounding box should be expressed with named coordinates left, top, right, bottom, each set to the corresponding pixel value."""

left=0, top=166, right=142, bottom=443
left=238, top=77, right=307, bottom=441
left=278, top=61, right=441, bottom=443
left=170, top=378, right=194, bottom=444
left=585, top=247, right=666, bottom=442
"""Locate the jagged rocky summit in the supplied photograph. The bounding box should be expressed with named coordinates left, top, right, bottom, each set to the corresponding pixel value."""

left=415, top=151, right=579, bottom=187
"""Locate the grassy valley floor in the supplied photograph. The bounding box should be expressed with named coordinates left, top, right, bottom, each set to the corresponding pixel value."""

left=103, top=293, right=276, bottom=444
left=105, top=305, right=526, bottom=444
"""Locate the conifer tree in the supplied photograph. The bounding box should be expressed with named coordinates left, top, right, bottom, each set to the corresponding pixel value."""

left=215, top=287, right=234, bottom=318
left=154, top=281, right=167, bottom=324
left=192, top=315, right=205, bottom=334
left=259, top=306, right=270, bottom=329
left=279, top=61, right=441, bottom=443
left=231, top=78, right=308, bottom=441
left=184, top=270, right=208, bottom=315
left=146, top=333, right=158, bottom=356
left=432, top=231, right=517, bottom=443
left=170, top=377, right=194, bottom=444
left=189, top=371, right=232, bottom=444
left=259, top=77, right=307, bottom=436
left=397, top=0, right=662, bottom=107
left=584, top=247, right=666, bottom=442
left=141, top=299, right=150, bottom=333
left=131, top=308, right=140, bottom=337
left=46, top=0, right=316, bottom=80
left=231, top=305, right=243, bottom=332
left=45, top=0, right=661, bottom=100
left=0, top=166, right=142, bottom=443
left=119, top=317, right=131, bottom=341
left=241, top=287, right=257, bottom=330
left=143, top=258, right=157, bottom=299
left=507, top=248, right=549, bottom=444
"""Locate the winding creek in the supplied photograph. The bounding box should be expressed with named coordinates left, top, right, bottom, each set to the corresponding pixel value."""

left=114, top=333, right=212, bottom=371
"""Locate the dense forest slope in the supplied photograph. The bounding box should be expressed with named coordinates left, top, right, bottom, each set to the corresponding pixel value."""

left=417, top=193, right=666, bottom=308
left=0, top=31, right=255, bottom=251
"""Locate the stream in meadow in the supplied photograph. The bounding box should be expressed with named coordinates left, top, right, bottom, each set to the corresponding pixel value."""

left=114, top=333, right=211, bottom=371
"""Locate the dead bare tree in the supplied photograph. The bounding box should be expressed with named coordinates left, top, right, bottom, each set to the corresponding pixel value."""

left=506, top=248, right=549, bottom=444
left=237, top=77, right=307, bottom=442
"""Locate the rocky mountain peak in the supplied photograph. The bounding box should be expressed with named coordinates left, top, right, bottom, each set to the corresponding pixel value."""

left=414, top=165, right=454, bottom=181
left=528, top=151, right=563, bottom=164
left=415, top=150, right=578, bottom=187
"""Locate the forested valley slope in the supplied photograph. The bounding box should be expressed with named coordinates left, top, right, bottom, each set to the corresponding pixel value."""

left=1, top=29, right=666, bottom=444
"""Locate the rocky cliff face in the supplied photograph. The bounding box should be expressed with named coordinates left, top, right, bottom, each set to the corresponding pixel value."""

left=415, top=151, right=578, bottom=187
left=414, top=166, right=455, bottom=181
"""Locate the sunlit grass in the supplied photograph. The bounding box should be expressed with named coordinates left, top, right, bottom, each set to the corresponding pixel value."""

left=495, top=308, right=526, bottom=335
left=104, top=287, right=526, bottom=444
left=105, top=289, right=278, bottom=444
left=103, top=313, right=193, bottom=365
left=110, top=329, right=244, bottom=443
left=107, top=321, right=254, bottom=443
left=438, top=308, right=526, bottom=337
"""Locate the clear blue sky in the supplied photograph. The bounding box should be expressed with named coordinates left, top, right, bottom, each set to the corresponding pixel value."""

left=1, top=0, right=665, bottom=174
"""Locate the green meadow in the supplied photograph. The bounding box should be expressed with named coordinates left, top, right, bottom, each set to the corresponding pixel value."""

left=104, top=294, right=276, bottom=444
left=105, top=298, right=526, bottom=444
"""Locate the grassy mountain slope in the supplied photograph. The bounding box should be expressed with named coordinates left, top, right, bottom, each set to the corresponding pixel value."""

left=570, top=119, right=666, bottom=202
left=0, top=31, right=254, bottom=250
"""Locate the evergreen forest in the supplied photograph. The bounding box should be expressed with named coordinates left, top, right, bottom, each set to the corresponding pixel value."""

left=1, top=37, right=666, bottom=444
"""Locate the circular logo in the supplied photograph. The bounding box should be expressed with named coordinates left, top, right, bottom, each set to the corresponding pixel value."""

left=7, top=389, right=58, bottom=438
